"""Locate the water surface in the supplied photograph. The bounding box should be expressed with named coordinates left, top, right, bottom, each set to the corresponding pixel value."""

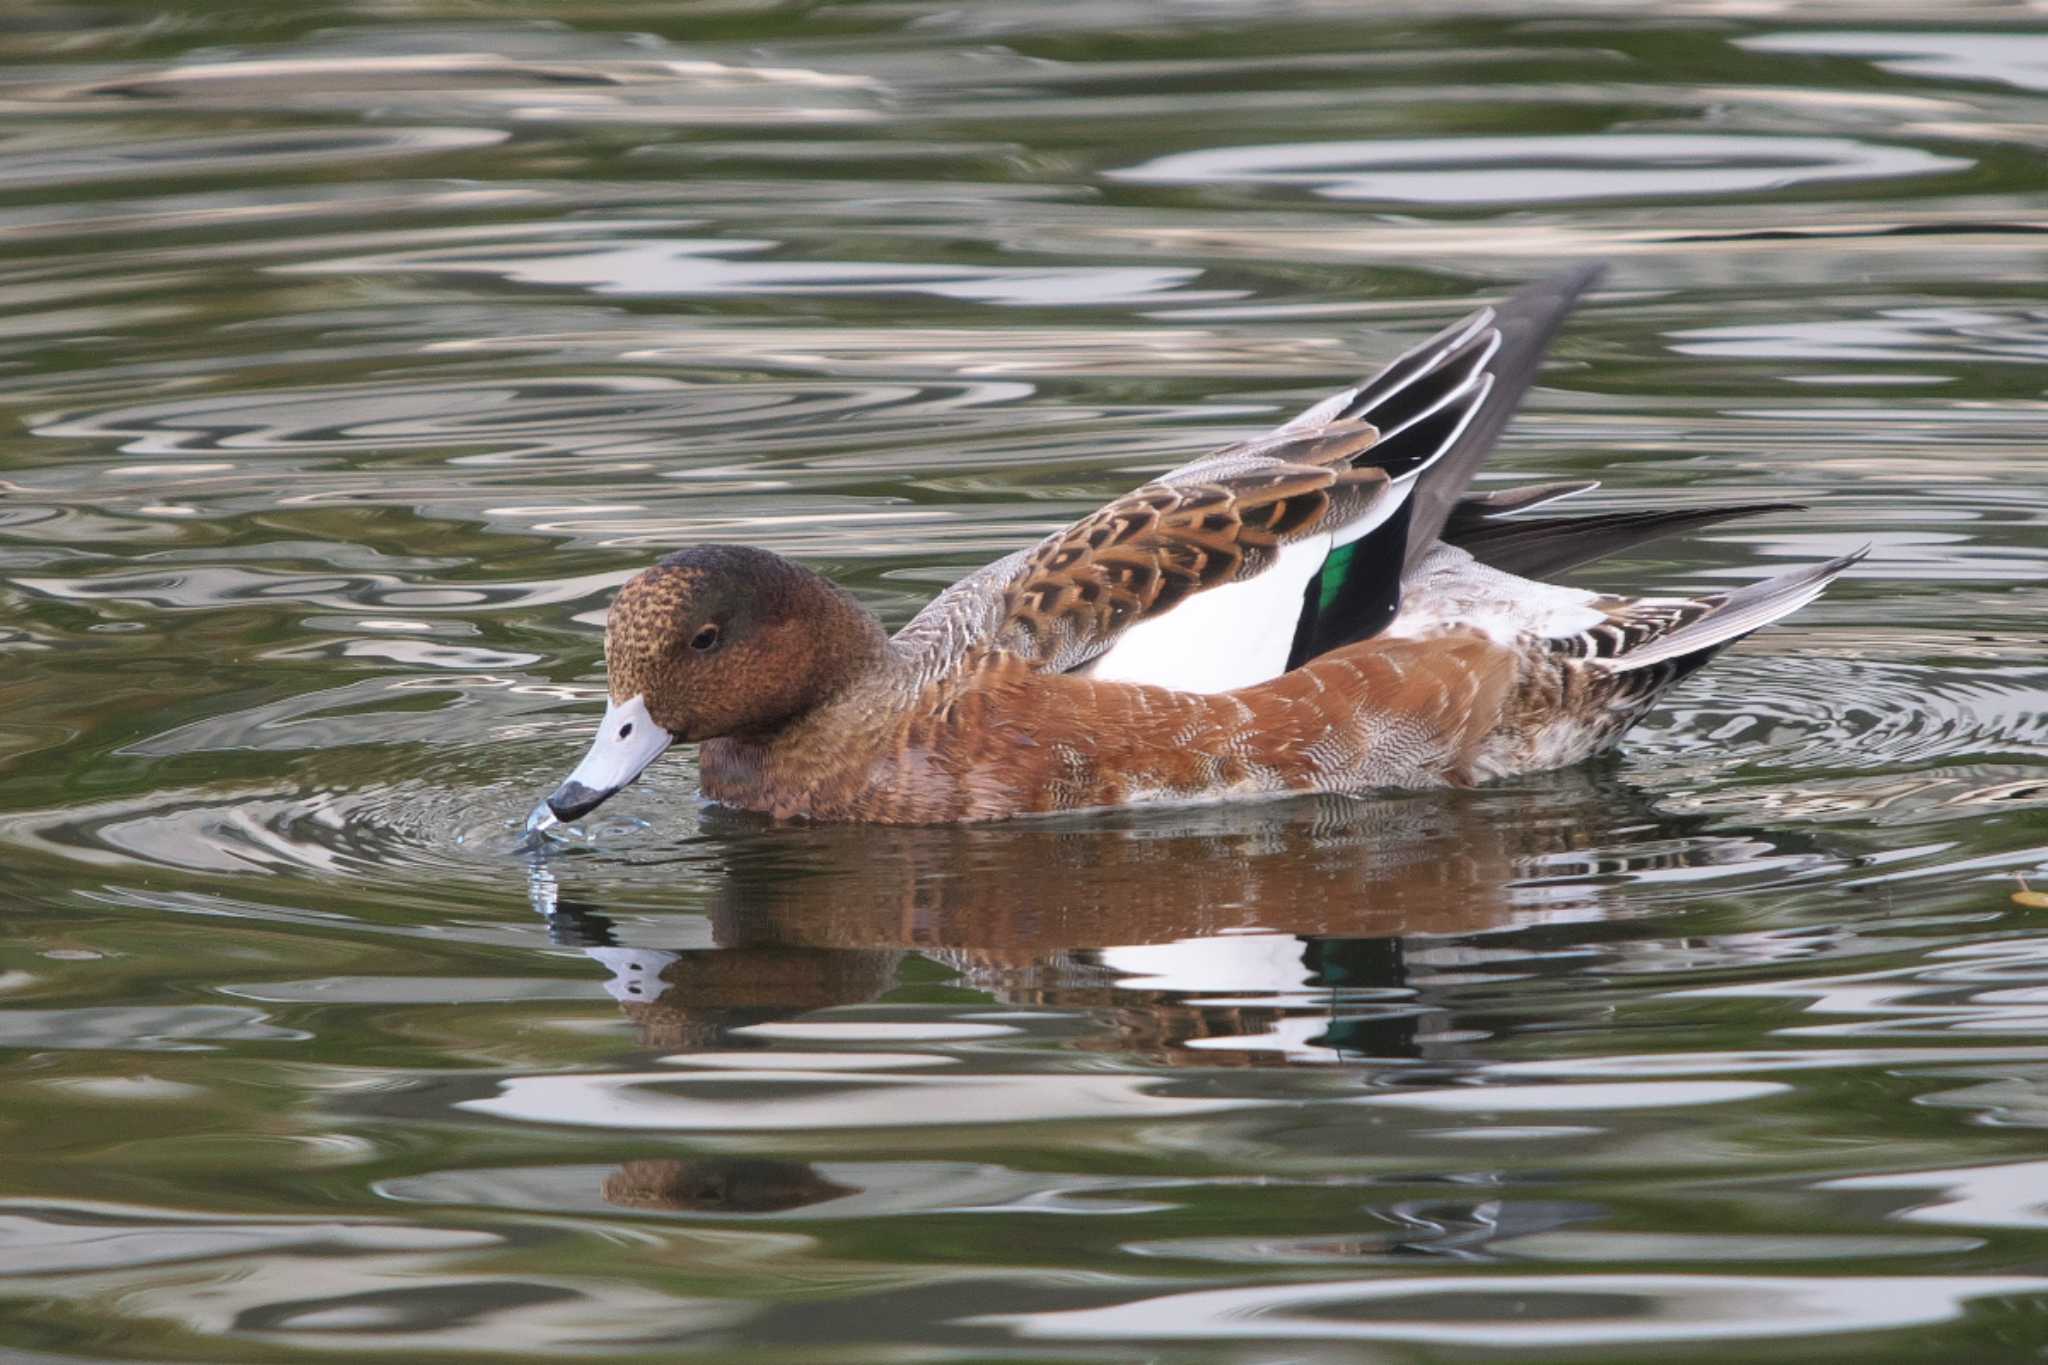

left=5, top=2, right=2048, bottom=1359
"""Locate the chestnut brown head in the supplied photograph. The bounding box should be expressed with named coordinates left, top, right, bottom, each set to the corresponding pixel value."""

left=533, top=545, right=885, bottom=824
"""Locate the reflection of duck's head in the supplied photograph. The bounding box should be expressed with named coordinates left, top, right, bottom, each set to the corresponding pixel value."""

left=603, top=1158, right=859, bottom=1215
left=617, top=948, right=901, bottom=1051
left=548, top=914, right=902, bottom=1050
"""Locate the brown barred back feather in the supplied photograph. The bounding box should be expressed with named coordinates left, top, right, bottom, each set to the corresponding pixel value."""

left=989, top=443, right=1394, bottom=671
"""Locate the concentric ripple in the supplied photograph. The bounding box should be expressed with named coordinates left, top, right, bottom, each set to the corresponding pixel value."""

left=1629, top=654, right=2048, bottom=823
left=6, top=638, right=2043, bottom=901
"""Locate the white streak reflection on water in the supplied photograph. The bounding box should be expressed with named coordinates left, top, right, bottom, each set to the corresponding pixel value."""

left=973, top=1274, right=2048, bottom=1348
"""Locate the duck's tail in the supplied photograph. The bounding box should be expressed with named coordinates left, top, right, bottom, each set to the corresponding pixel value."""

left=1441, top=485, right=1808, bottom=581
left=1600, top=547, right=1868, bottom=675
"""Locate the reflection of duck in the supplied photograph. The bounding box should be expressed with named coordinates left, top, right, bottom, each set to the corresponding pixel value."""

left=534, top=772, right=1821, bottom=1065
left=603, top=1158, right=858, bottom=1215
left=532, top=264, right=1859, bottom=828
left=693, top=772, right=1761, bottom=951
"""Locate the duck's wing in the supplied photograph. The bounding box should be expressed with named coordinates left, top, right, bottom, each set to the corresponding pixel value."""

left=988, top=425, right=1391, bottom=687
left=1281, top=265, right=1604, bottom=665
left=893, top=282, right=1528, bottom=692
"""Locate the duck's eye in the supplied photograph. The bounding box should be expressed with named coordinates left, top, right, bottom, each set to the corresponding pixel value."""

left=690, top=623, right=721, bottom=652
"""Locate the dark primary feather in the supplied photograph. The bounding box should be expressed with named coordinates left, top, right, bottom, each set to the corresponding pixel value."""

left=1286, top=266, right=1603, bottom=667
left=1285, top=497, right=1412, bottom=670
left=1339, top=323, right=1500, bottom=481
left=1287, top=267, right=1813, bottom=671
left=1398, top=263, right=1607, bottom=575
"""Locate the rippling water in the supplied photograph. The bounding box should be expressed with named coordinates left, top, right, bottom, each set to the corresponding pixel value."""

left=6, top=3, right=2048, bottom=1359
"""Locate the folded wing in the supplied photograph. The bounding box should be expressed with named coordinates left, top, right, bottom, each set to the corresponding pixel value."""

left=895, top=275, right=1564, bottom=691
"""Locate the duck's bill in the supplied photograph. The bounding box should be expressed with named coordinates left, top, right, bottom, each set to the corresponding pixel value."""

left=530, top=694, right=671, bottom=830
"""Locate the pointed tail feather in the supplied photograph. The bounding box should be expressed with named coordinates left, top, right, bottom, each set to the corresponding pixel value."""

left=1607, top=548, right=1867, bottom=673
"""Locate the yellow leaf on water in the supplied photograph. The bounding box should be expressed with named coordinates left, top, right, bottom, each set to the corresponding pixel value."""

left=2013, top=877, right=2048, bottom=909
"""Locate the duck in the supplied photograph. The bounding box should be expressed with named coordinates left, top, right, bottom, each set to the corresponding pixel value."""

left=527, top=263, right=1860, bottom=829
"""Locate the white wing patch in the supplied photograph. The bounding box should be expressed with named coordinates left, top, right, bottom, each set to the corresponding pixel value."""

left=1063, top=308, right=1509, bottom=695
left=1080, top=533, right=1331, bottom=692
left=1075, top=362, right=1490, bottom=695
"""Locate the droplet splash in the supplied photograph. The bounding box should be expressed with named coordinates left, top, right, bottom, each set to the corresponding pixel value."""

left=518, top=800, right=562, bottom=854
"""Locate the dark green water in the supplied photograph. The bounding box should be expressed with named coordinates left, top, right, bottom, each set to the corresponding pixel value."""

left=5, top=3, right=2048, bottom=1359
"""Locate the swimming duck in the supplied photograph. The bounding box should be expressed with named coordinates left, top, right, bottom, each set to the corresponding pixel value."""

left=528, top=264, right=1859, bottom=829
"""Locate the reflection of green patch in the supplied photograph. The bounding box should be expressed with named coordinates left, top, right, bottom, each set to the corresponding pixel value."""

left=886, top=953, right=995, bottom=1005
left=1317, top=542, right=1358, bottom=612
left=897, top=955, right=959, bottom=983
left=883, top=983, right=995, bottom=1005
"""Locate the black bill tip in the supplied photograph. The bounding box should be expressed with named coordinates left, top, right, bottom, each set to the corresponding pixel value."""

left=546, top=780, right=612, bottom=822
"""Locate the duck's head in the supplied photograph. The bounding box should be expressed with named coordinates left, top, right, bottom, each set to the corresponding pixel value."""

left=534, top=544, right=883, bottom=825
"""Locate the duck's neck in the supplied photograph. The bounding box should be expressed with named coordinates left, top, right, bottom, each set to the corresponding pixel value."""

left=697, top=695, right=896, bottom=820
left=738, top=571, right=893, bottom=739
left=697, top=576, right=905, bottom=817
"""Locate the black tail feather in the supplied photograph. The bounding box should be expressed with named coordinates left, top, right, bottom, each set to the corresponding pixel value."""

left=1446, top=500, right=1807, bottom=580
